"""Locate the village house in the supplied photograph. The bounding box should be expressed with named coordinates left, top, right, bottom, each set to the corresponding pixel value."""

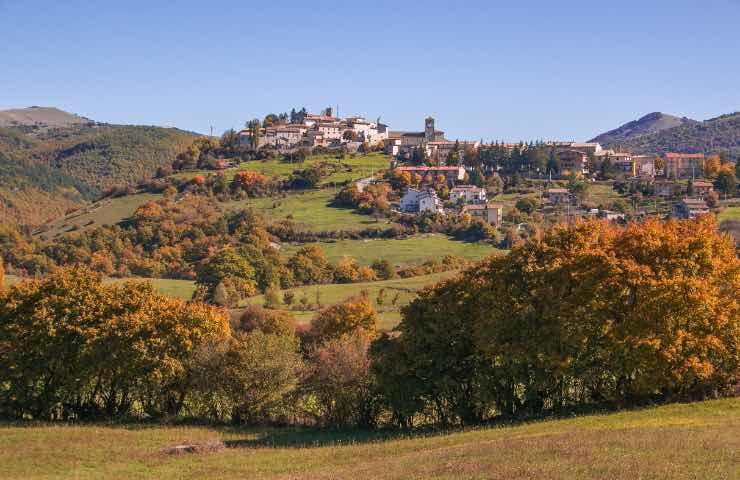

left=547, top=187, right=571, bottom=204
left=632, top=155, right=656, bottom=177
left=654, top=180, right=679, bottom=197
left=672, top=198, right=710, bottom=219
left=609, top=152, right=635, bottom=175
left=387, top=117, right=479, bottom=164
left=450, top=185, right=487, bottom=204
left=565, top=142, right=603, bottom=156
left=597, top=210, right=626, bottom=222
left=692, top=180, right=714, bottom=197
left=556, top=149, right=588, bottom=175
left=238, top=106, right=389, bottom=151
left=664, top=152, right=705, bottom=178
left=399, top=188, right=443, bottom=215
left=462, top=203, right=503, bottom=227
left=427, top=140, right=481, bottom=164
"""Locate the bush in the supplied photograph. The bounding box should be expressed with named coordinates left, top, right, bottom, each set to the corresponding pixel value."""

left=302, top=334, right=377, bottom=427
left=0, top=267, right=229, bottom=420
left=236, top=305, right=296, bottom=337
left=190, top=331, right=302, bottom=424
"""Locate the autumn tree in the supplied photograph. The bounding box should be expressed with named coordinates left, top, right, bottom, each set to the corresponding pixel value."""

left=373, top=217, right=740, bottom=426
left=287, top=245, right=333, bottom=285
left=704, top=154, right=721, bottom=177
left=302, top=333, right=378, bottom=427
left=0, top=267, right=229, bottom=420
left=309, top=296, right=377, bottom=345
left=194, top=247, right=258, bottom=305
left=190, top=330, right=302, bottom=424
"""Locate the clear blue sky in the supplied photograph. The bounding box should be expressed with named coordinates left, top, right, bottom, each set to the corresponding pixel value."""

left=1, top=0, right=738, bottom=141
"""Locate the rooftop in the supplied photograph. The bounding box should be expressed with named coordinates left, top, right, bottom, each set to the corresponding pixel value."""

left=397, top=166, right=463, bottom=172
left=665, top=152, right=705, bottom=159
left=463, top=203, right=503, bottom=210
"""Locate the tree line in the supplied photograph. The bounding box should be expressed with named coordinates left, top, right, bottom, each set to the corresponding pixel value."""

left=1, top=216, right=737, bottom=426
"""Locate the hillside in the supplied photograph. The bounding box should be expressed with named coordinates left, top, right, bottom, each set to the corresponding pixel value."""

left=0, top=106, right=91, bottom=128
left=589, top=112, right=695, bottom=145
left=0, top=107, right=197, bottom=226
left=1, top=398, right=737, bottom=479
left=592, top=111, right=740, bottom=157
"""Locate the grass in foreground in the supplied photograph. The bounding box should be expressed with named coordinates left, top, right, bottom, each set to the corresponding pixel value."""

left=0, top=397, right=737, bottom=479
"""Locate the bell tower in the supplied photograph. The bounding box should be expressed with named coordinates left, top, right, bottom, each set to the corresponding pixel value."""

left=424, top=117, right=435, bottom=142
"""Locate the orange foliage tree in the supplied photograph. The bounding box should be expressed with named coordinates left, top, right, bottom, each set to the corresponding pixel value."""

left=373, top=217, right=740, bottom=426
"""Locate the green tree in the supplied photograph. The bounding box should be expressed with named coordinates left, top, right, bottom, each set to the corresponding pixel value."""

left=195, top=247, right=257, bottom=303
left=191, top=331, right=302, bottom=424
left=716, top=170, right=737, bottom=197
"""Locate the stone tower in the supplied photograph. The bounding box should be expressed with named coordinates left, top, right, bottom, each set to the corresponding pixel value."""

left=424, top=117, right=435, bottom=142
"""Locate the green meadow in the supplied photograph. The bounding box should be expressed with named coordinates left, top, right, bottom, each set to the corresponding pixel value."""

left=1, top=397, right=736, bottom=479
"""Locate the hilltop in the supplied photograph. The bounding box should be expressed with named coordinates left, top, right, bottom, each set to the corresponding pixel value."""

left=0, top=107, right=197, bottom=226
left=591, top=111, right=740, bottom=157
left=589, top=112, right=696, bottom=145
left=0, top=106, right=91, bottom=128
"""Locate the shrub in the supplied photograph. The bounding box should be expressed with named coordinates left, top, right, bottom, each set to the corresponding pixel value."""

left=302, top=333, right=377, bottom=427
left=0, top=267, right=229, bottom=420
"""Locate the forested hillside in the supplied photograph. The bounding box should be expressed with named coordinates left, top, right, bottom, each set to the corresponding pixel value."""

left=594, top=112, right=740, bottom=157
left=590, top=112, right=695, bottom=145
left=0, top=109, right=197, bottom=226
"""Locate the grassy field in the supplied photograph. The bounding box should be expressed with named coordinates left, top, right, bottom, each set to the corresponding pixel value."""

left=104, top=277, right=196, bottom=300
left=718, top=205, right=740, bottom=223
left=5, top=275, right=195, bottom=301
left=34, top=193, right=162, bottom=240
left=246, top=270, right=458, bottom=330
left=224, top=188, right=384, bottom=232
left=174, top=153, right=390, bottom=185
left=1, top=397, right=737, bottom=479
left=282, top=234, right=499, bottom=266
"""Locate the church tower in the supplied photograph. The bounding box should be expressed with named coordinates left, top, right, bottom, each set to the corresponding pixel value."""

left=424, top=117, right=435, bottom=142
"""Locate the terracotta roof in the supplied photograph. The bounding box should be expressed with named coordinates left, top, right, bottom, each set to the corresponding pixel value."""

left=681, top=198, right=709, bottom=207
left=451, top=185, right=484, bottom=191
left=397, top=166, right=463, bottom=172
left=665, top=152, right=704, bottom=159
left=463, top=203, right=503, bottom=210
left=692, top=181, right=713, bottom=187
left=548, top=188, right=569, bottom=194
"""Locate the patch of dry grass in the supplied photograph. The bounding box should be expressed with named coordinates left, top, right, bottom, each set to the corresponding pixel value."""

left=0, top=398, right=737, bottom=479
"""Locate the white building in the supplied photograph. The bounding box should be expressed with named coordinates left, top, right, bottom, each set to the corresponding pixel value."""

left=400, top=188, right=443, bottom=214
left=450, top=185, right=487, bottom=204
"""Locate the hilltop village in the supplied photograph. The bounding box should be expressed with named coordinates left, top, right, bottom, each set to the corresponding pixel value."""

left=233, top=107, right=738, bottom=229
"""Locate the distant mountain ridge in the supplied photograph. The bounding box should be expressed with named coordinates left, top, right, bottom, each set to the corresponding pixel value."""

left=0, top=106, right=92, bottom=128
left=590, top=111, right=740, bottom=157
left=589, top=112, right=696, bottom=145
left=0, top=107, right=197, bottom=226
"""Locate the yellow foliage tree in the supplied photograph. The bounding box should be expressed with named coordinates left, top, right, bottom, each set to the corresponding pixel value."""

left=310, top=296, right=377, bottom=344
left=704, top=154, right=721, bottom=177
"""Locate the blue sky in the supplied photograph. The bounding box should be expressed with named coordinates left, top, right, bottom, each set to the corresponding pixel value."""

left=1, top=0, right=738, bottom=141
